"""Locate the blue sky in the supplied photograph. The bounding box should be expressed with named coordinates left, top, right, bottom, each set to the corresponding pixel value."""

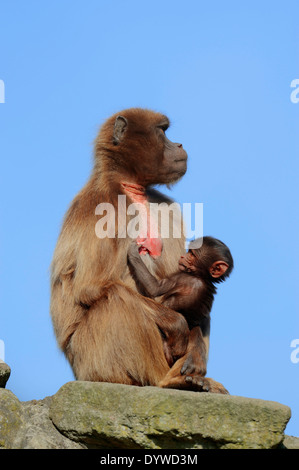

left=0, top=1, right=298, bottom=438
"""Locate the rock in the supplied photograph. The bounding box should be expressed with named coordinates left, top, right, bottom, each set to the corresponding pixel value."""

left=0, top=389, right=24, bottom=448
left=0, top=389, right=83, bottom=449
left=281, top=435, right=299, bottom=449
left=49, top=381, right=291, bottom=449
left=0, top=362, right=11, bottom=388
left=19, top=397, right=83, bottom=449
left=0, top=379, right=294, bottom=449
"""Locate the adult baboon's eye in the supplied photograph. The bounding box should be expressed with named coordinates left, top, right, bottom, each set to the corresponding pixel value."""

left=157, top=122, right=169, bottom=133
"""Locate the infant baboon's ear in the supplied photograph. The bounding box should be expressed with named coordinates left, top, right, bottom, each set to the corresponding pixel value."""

left=209, top=260, right=229, bottom=278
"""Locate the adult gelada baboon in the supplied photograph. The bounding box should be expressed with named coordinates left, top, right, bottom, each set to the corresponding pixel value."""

left=51, top=108, right=223, bottom=392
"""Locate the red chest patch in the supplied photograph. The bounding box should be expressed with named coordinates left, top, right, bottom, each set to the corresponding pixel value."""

left=121, top=182, right=163, bottom=258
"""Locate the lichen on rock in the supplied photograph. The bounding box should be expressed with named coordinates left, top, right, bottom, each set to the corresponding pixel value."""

left=49, top=381, right=291, bottom=449
left=0, top=362, right=295, bottom=450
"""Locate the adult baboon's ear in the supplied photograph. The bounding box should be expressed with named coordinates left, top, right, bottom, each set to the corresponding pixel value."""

left=113, top=115, right=128, bottom=145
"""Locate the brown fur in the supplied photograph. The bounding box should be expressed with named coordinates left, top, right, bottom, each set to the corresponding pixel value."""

left=127, top=236, right=232, bottom=394
left=51, top=108, right=191, bottom=386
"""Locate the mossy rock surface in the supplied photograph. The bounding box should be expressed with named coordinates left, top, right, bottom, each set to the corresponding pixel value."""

left=49, top=381, right=291, bottom=449
left=0, top=389, right=23, bottom=448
